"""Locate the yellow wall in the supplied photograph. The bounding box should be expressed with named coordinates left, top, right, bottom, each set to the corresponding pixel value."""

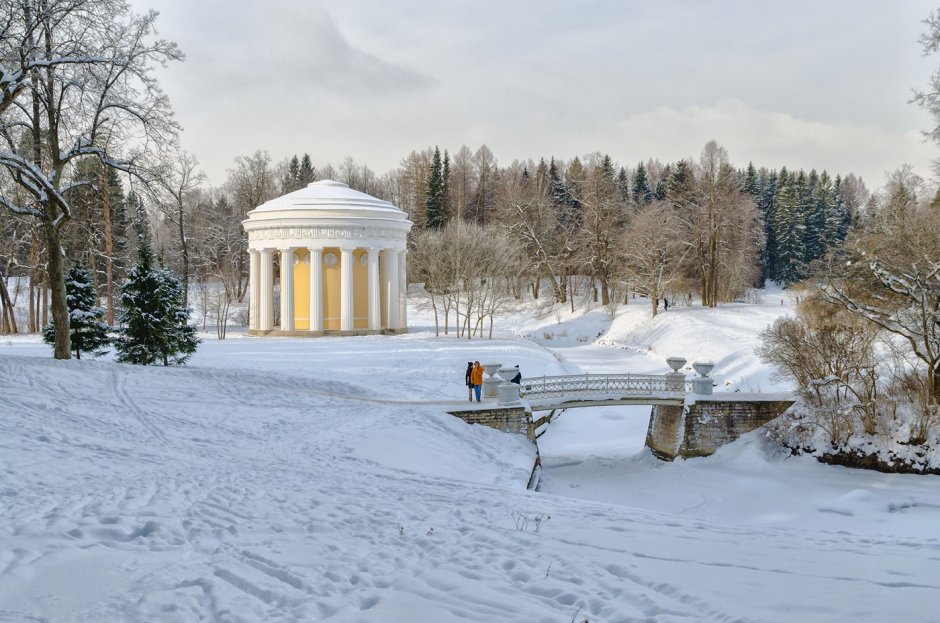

left=293, top=250, right=310, bottom=330
left=301, top=247, right=371, bottom=332
left=323, top=248, right=341, bottom=330
left=379, top=251, right=387, bottom=329
left=353, top=250, right=368, bottom=329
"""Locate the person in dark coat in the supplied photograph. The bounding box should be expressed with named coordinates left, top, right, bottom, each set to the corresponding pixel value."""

left=511, top=364, right=522, bottom=384
left=465, top=362, right=474, bottom=402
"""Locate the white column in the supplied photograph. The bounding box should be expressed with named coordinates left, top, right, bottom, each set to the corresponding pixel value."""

left=398, top=250, right=407, bottom=330
left=340, top=247, right=354, bottom=332
left=260, top=249, right=274, bottom=331
left=367, top=248, right=380, bottom=331
left=248, top=250, right=260, bottom=330
left=280, top=248, right=294, bottom=331
left=309, top=248, right=322, bottom=332
left=385, top=248, right=400, bottom=330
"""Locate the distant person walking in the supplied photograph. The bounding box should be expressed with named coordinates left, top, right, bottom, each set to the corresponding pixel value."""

left=664, top=298, right=669, bottom=311
left=511, top=365, right=522, bottom=384
left=470, top=361, right=484, bottom=402
left=465, top=362, right=474, bottom=402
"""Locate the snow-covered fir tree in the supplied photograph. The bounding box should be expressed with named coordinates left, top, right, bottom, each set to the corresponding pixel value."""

left=42, top=264, right=111, bottom=360
left=772, top=168, right=806, bottom=284
left=115, top=243, right=199, bottom=366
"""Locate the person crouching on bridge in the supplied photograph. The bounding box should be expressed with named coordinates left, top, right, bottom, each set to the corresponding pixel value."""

left=511, top=365, right=522, bottom=384
left=465, top=362, right=474, bottom=402
left=470, top=361, right=484, bottom=402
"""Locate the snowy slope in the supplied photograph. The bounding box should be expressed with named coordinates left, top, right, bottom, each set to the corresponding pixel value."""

left=1, top=291, right=939, bottom=622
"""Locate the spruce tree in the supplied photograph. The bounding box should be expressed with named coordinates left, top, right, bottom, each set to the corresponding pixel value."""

left=757, top=169, right=778, bottom=285
left=116, top=243, right=199, bottom=366
left=772, top=168, right=806, bottom=285
left=833, top=175, right=852, bottom=242
left=425, top=146, right=446, bottom=229
left=442, top=149, right=451, bottom=220
left=43, top=264, right=111, bottom=360
left=107, top=167, right=130, bottom=285
left=299, top=154, right=316, bottom=185
left=285, top=155, right=301, bottom=192
left=632, top=161, right=653, bottom=205
left=667, top=159, right=694, bottom=202
left=743, top=162, right=759, bottom=196
left=654, top=164, right=671, bottom=200
left=127, top=190, right=151, bottom=255
left=803, top=169, right=827, bottom=264
left=550, top=158, right=581, bottom=227
left=616, top=167, right=631, bottom=204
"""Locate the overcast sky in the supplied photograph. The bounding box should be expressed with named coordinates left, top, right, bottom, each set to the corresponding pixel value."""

left=135, top=0, right=938, bottom=191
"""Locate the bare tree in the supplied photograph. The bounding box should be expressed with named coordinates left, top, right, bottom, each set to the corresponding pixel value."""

left=758, top=292, right=880, bottom=443
left=578, top=154, right=623, bottom=305
left=153, top=148, right=205, bottom=306
left=0, top=0, right=182, bottom=357
left=621, top=201, right=689, bottom=317
left=821, top=203, right=940, bottom=404
left=412, top=221, right=521, bottom=338
left=674, top=142, right=762, bottom=307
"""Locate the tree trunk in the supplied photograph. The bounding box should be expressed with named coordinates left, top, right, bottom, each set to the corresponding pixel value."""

left=176, top=202, right=189, bottom=308
left=569, top=275, right=575, bottom=313
left=28, top=270, right=35, bottom=332
left=101, top=169, right=115, bottom=325
left=0, top=273, right=17, bottom=334
left=28, top=236, right=37, bottom=332
left=932, top=363, right=940, bottom=405
left=42, top=214, right=71, bottom=359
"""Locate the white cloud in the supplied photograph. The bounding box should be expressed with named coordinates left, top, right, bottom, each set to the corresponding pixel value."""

left=611, top=100, right=935, bottom=186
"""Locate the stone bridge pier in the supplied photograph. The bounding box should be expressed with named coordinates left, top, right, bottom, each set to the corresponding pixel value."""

left=646, top=395, right=794, bottom=460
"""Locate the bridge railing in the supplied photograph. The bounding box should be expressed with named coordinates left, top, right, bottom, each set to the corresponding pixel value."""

left=522, top=373, right=692, bottom=399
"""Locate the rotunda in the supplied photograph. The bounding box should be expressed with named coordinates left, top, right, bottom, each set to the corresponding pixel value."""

left=242, top=180, right=412, bottom=336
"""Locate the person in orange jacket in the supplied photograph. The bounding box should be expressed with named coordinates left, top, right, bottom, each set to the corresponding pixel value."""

left=470, top=361, right=484, bottom=402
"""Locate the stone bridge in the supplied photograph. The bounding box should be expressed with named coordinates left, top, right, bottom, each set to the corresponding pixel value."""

left=450, top=360, right=794, bottom=465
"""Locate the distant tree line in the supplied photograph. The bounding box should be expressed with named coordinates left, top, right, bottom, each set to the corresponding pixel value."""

left=2, top=128, right=890, bottom=335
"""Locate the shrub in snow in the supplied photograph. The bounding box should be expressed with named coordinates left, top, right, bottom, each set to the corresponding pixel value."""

left=759, top=290, right=939, bottom=472
left=42, top=264, right=111, bottom=359
left=115, top=244, right=199, bottom=366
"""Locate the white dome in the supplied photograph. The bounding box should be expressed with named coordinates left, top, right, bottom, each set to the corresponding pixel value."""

left=243, top=180, right=412, bottom=252
left=249, top=180, right=404, bottom=216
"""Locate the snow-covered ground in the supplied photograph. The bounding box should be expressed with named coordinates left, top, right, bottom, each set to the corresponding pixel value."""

left=2, top=288, right=939, bottom=622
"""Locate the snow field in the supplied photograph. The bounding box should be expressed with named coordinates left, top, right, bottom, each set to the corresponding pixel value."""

left=1, top=290, right=939, bottom=622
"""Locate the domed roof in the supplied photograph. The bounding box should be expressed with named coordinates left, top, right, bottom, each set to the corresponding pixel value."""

left=249, top=180, right=402, bottom=215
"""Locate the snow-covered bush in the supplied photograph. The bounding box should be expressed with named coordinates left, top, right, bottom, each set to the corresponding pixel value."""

left=759, top=291, right=939, bottom=472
